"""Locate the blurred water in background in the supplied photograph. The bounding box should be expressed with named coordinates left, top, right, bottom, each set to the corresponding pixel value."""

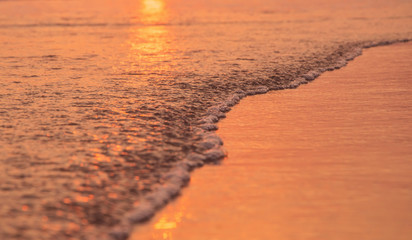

left=0, top=0, right=411, bottom=239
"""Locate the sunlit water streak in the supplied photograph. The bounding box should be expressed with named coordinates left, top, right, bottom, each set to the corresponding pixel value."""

left=0, top=0, right=411, bottom=239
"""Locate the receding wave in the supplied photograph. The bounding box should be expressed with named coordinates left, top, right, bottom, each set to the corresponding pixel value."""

left=0, top=0, right=411, bottom=240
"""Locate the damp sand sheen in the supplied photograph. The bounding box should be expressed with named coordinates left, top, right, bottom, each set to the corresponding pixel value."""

left=131, top=42, right=412, bottom=240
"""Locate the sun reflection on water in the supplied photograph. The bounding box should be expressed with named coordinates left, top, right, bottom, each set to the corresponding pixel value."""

left=141, top=0, right=168, bottom=25
left=150, top=211, right=184, bottom=239
left=129, top=27, right=170, bottom=56
left=143, top=0, right=165, bottom=15
left=154, top=217, right=177, bottom=230
left=127, top=0, right=175, bottom=78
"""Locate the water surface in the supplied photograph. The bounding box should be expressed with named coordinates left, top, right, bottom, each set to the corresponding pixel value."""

left=131, top=42, right=412, bottom=240
left=0, top=0, right=411, bottom=239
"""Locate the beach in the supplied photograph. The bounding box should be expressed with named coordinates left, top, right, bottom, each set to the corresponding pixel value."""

left=0, top=0, right=412, bottom=239
left=131, top=42, right=412, bottom=240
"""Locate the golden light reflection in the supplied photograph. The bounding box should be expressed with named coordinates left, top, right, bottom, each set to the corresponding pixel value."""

left=152, top=211, right=184, bottom=239
left=143, top=0, right=165, bottom=15
left=93, top=153, right=111, bottom=162
left=129, top=27, right=170, bottom=56
left=130, top=200, right=188, bottom=239
left=154, top=217, right=177, bottom=230
left=75, top=195, right=90, bottom=203
left=127, top=0, right=175, bottom=76
left=141, top=0, right=168, bottom=25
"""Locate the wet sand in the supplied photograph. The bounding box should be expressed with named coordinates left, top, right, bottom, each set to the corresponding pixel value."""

left=131, top=42, right=412, bottom=240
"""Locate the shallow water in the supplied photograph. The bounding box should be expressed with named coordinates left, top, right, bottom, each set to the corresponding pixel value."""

left=132, top=42, right=412, bottom=240
left=0, top=0, right=412, bottom=239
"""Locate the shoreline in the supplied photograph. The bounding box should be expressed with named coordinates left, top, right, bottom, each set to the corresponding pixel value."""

left=112, top=39, right=411, bottom=239
left=129, top=41, right=412, bottom=240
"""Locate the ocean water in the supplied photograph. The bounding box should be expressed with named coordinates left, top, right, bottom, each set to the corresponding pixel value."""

left=0, top=0, right=411, bottom=239
left=130, top=42, right=412, bottom=240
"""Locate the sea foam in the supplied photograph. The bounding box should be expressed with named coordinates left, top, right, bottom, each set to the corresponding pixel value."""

left=106, top=39, right=412, bottom=240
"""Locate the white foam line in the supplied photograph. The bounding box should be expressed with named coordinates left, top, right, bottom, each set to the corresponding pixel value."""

left=107, top=38, right=411, bottom=240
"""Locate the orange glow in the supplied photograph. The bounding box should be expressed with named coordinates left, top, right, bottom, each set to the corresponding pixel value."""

left=111, top=144, right=123, bottom=153
left=22, top=205, right=29, bottom=211
left=93, top=153, right=111, bottom=162
left=129, top=27, right=170, bottom=56
left=67, top=222, right=80, bottom=232
left=154, top=217, right=177, bottom=230
left=127, top=0, right=174, bottom=77
left=143, top=0, right=165, bottom=15
left=140, top=0, right=168, bottom=25
left=75, top=195, right=90, bottom=203
left=108, top=193, right=118, bottom=199
left=153, top=211, right=184, bottom=233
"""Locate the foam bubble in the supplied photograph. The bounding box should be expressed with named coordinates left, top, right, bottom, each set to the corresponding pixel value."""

left=200, top=123, right=218, bottom=131
left=247, top=85, right=269, bottom=95
left=199, top=115, right=219, bottom=124
left=187, top=152, right=207, bottom=162
left=127, top=201, right=155, bottom=223
left=287, top=77, right=308, bottom=89
left=226, top=93, right=245, bottom=106
left=109, top=225, right=130, bottom=240
left=302, top=70, right=321, bottom=81
left=204, top=148, right=227, bottom=162
left=124, top=165, right=190, bottom=226
left=198, top=134, right=224, bottom=150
